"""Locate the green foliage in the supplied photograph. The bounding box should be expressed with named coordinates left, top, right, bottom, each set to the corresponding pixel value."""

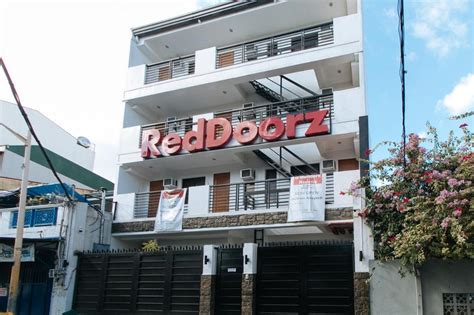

left=142, top=240, right=160, bottom=252
left=350, top=118, right=473, bottom=272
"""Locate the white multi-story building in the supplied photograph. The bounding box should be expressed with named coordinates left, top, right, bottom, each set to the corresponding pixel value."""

left=0, top=100, right=113, bottom=192
left=110, top=1, right=373, bottom=313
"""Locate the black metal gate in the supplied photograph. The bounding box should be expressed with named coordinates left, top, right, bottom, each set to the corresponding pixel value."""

left=215, top=246, right=243, bottom=314
left=256, top=243, right=354, bottom=315
left=73, top=247, right=202, bottom=314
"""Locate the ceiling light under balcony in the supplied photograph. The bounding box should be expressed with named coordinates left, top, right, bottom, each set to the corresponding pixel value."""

left=229, top=28, right=233, bottom=33
left=337, top=69, right=342, bottom=74
left=165, top=45, right=169, bottom=49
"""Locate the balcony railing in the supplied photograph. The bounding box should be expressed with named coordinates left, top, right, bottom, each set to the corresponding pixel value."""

left=145, top=55, right=196, bottom=84
left=139, top=94, right=333, bottom=145
left=209, top=178, right=290, bottom=213
left=216, top=23, right=334, bottom=68
left=132, top=176, right=336, bottom=218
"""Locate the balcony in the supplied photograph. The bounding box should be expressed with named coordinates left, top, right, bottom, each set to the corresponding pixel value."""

left=113, top=170, right=360, bottom=223
left=118, top=87, right=364, bottom=170
left=139, top=94, right=333, bottom=144
left=144, top=55, right=195, bottom=85
left=215, top=23, right=333, bottom=69
left=125, top=14, right=362, bottom=105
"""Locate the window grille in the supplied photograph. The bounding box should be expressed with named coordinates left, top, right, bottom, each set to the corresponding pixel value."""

left=443, top=293, right=474, bottom=315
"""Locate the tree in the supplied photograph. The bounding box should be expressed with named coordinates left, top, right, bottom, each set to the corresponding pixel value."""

left=348, top=114, right=473, bottom=271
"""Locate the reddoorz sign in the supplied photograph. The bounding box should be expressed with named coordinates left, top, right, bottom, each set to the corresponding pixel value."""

left=141, top=109, right=329, bottom=158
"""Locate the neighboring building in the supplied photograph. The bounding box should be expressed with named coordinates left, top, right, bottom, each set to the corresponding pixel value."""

left=107, top=1, right=373, bottom=314
left=0, top=100, right=114, bottom=314
left=0, top=100, right=113, bottom=192
left=0, top=185, right=113, bottom=315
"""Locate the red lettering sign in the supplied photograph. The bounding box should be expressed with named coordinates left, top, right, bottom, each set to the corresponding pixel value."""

left=140, top=110, right=328, bottom=158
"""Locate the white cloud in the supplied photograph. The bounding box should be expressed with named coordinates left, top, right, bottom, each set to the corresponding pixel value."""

left=406, top=51, right=417, bottom=62
left=411, top=0, right=470, bottom=57
left=383, top=7, right=397, bottom=20
left=439, top=73, right=474, bottom=115
left=418, top=132, right=428, bottom=139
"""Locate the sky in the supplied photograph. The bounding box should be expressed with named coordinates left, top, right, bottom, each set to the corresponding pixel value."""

left=0, top=0, right=473, bottom=183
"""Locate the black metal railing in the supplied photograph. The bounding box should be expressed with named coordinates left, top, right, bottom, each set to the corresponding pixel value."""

left=209, top=178, right=290, bottom=213
left=145, top=55, right=196, bottom=84
left=133, top=175, right=336, bottom=217
left=216, top=23, right=334, bottom=68
left=133, top=190, right=161, bottom=218
left=139, top=94, right=333, bottom=146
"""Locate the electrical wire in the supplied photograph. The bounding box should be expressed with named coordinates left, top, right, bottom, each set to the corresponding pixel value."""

left=0, top=58, right=73, bottom=202
left=398, top=0, right=407, bottom=168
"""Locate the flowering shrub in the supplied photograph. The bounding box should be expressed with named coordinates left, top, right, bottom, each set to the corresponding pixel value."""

left=351, top=115, right=473, bottom=270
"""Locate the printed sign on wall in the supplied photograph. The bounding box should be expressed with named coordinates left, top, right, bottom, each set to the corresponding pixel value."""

left=287, top=175, right=326, bottom=222
left=0, top=243, right=35, bottom=262
left=154, top=189, right=187, bottom=232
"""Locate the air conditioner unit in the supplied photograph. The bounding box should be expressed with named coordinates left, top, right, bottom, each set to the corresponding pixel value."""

left=321, top=88, right=333, bottom=95
left=240, top=169, right=256, bottom=181
left=322, top=160, right=336, bottom=173
left=163, top=178, right=178, bottom=189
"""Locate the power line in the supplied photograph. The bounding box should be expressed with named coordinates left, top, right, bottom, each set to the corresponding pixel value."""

left=0, top=58, right=73, bottom=202
left=398, top=0, right=407, bottom=167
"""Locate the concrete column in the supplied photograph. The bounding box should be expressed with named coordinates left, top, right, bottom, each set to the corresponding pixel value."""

left=195, top=47, right=217, bottom=75
left=199, top=245, right=218, bottom=315
left=354, top=272, right=370, bottom=315
left=241, top=243, right=258, bottom=315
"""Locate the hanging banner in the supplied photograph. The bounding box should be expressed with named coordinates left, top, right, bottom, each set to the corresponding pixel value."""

left=287, top=175, right=326, bottom=222
left=154, top=188, right=187, bottom=232
left=0, top=243, right=35, bottom=262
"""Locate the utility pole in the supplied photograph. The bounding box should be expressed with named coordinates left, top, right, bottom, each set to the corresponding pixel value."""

left=6, top=130, right=32, bottom=314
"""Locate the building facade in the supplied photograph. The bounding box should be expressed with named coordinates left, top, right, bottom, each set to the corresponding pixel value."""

left=0, top=100, right=113, bottom=192
left=111, top=1, right=373, bottom=314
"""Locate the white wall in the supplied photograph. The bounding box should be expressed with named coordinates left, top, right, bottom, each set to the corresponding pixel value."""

left=370, top=260, right=419, bottom=315
left=0, top=150, right=97, bottom=190
left=0, top=100, right=95, bottom=170
left=49, top=203, right=112, bottom=315
left=0, top=204, right=63, bottom=239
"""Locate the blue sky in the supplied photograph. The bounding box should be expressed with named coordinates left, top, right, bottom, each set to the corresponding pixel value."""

left=363, top=0, right=473, bottom=160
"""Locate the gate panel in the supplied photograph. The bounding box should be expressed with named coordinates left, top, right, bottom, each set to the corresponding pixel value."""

left=257, top=244, right=353, bottom=315
left=215, top=247, right=243, bottom=315
left=73, top=248, right=202, bottom=314
left=169, top=251, right=202, bottom=313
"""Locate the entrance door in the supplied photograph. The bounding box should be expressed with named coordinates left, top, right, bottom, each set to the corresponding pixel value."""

left=148, top=180, right=163, bottom=218
left=213, top=173, right=230, bottom=212
left=257, top=244, right=354, bottom=315
left=215, top=247, right=243, bottom=314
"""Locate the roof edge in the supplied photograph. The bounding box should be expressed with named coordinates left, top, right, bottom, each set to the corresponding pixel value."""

left=132, top=0, right=275, bottom=39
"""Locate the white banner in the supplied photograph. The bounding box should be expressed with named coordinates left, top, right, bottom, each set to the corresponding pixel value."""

left=0, top=243, right=35, bottom=262
left=154, top=188, right=187, bottom=232
left=287, top=175, right=326, bottom=222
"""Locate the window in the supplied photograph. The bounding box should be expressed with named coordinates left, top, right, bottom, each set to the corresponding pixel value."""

left=443, top=293, right=474, bottom=315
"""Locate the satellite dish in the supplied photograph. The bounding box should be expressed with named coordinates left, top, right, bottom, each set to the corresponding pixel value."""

left=77, top=136, right=92, bottom=148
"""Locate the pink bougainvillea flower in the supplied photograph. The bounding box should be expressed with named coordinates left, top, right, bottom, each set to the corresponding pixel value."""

left=339, top=191, right=346, bottom=196
left=441, top=217, right=451, bottom=229
left=388, top=236, right=396, bottom=242
left=364, top=149, right=371, bottom=157
left=454, top=208, right=462, bottom=217
left=459, top=123, right=468, bottom=128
